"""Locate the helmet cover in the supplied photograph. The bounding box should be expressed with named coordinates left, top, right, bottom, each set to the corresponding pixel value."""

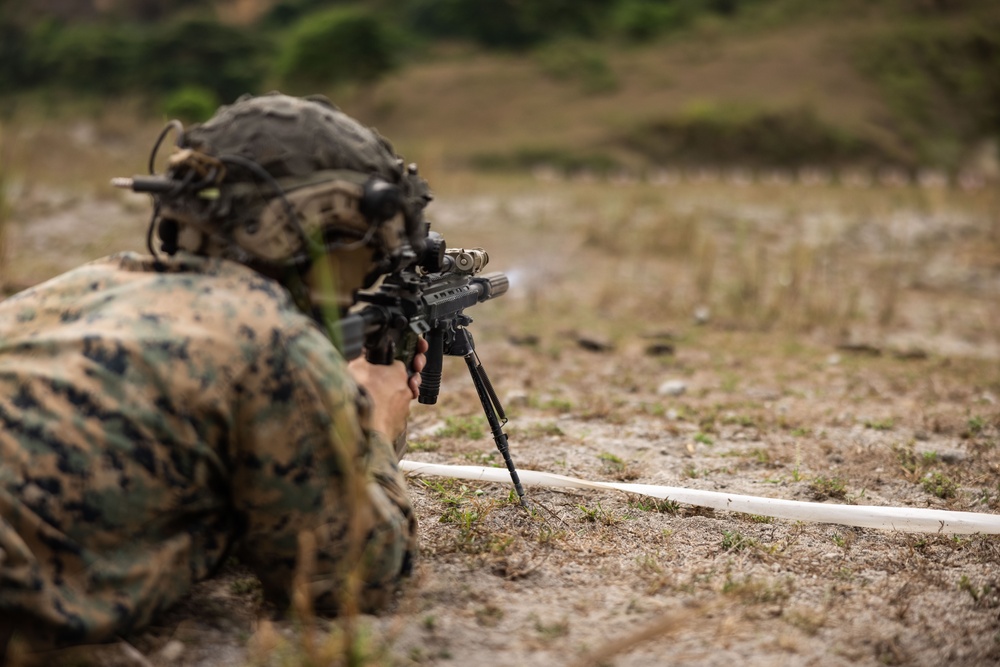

left=162, top=92, right=431, bottom=263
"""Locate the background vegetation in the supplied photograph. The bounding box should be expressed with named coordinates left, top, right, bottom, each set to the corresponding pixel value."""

left=0, top=0, right=998, bottom=175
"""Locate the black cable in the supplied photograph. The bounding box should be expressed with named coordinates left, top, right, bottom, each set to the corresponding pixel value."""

left=146, top=202, right=161, bottom=258
left=188, top=166, right=221, bottom=192
left=148, top=120, right=184, bottom=175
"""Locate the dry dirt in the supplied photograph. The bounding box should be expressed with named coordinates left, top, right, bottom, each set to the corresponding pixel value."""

left=3, top=173, right=1000, bottom=667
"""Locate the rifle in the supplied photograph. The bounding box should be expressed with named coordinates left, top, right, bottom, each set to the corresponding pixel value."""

left=338, top=231, right=528, bottom=507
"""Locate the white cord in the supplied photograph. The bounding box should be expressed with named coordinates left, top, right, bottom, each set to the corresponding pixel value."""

left=399, top=460, right=1000, bottom=535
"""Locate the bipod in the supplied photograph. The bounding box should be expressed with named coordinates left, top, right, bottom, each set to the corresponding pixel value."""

left=450, top=326, right=529, bottom=508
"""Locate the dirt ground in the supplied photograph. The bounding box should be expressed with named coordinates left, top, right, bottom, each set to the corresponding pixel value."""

left=3, top=171, right=999, bottom=667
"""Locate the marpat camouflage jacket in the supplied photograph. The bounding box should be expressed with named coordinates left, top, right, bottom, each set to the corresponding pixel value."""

left=0, top=252, right=416, bottom=646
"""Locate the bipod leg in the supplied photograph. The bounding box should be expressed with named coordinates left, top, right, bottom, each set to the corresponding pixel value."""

left=463, top=350, right=529, bottom=509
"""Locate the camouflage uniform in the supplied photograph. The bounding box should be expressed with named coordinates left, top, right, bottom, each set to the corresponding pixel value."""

left=0, top=251, right=416, bottom=647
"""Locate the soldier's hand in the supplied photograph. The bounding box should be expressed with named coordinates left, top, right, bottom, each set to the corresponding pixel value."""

left=408, top=336, right=429, bottom=399
left=348, top=336, right=427, bottom=441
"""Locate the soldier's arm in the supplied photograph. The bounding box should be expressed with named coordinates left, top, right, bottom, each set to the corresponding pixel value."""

left=229, top=323, right=416, bottom=613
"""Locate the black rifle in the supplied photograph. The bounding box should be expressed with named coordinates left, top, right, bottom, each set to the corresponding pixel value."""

left=338, top=232, right=528, bottom=507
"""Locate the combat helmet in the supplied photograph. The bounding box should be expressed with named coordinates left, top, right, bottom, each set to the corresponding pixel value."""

left=122, top=92, right=432, bottom=307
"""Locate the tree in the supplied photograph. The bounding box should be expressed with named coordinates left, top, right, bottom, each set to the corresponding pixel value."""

left=278, top=7, right=398, bottom=90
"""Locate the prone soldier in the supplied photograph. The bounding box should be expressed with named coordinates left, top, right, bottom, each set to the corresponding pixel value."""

left=0, top=93, right=430, bottom=656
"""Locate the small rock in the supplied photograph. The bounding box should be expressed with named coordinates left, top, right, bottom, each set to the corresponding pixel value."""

left=920, top=447, right=967, bottom=465
left=158, top=640, right=185, bottom=663
left=645, top=342, right=675, bottom=357
left=666, top=408, right=679, bottom=420
left=837, top=342, right=882, bottom=356
left=505, top=390, right=530, bottom=406
left=657, top=380, right=687, bottom=397
left=508, top=333, right=539, bottom=347
left=826, top=354, right=841, bottom=365
left=575, top=333, right=614, bottom=353
left=693, top=306, right=711, bottom=325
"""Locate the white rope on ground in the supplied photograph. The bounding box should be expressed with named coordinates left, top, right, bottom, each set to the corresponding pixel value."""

left=399, top=460, right=1000, bottom=535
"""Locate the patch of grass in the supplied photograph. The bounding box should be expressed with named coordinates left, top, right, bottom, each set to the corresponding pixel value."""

left=462, top=450, right=498, bottom=466
left=831, top=532, right=853, bottom=549
left=721, top=529, right=756, bottom=552
left=598, top=451, right=625, bottom=469
left=577, top=502, right=620, bottom=525
left=230, top=576, right=263, bottom=597
left=784, top=608, right=826, bottom=636
left=958, top=575, right=980, bottom=602
left=894, top=444, right=932, bottom=482
left=694, top=432, right=714, bottom=446
left=722, top=413, right=757, bottom=428
left=628, top=497, right=681, bottom=515
left=722, top=575, right=792, bottom=605
left=539, top=396, right=575, bottom=413
left=513, top=421, right=565, bottom=438
left=809, top=476, right=848, bottom=501
left=408, top=439, right=440, bottom=452
left=620, top=103, right=885, bottom=170
left=439, top=499, right=512, bottom=555
left=469, top=145, right=620, bottom=175
left=248, top=615, right=390, bottom=667
left=475, top=604, right=505, bottom=628
left=855, top=19, right=1000, bottom=169
left=421, top=478, right=470, bottom=504
left=597, top=451, right=639, bottom=481
left=922, top=472, right=958, bottom=499
left=967, top=415, right=987, bottom=437
left=532, top=615, right=570, bottom=640
left=436, top=415, right=486, bottom=440
left=975, top=485, right=1000, bottom=510
left=864, top=418, right=895, bottom=431
left=536, top=525, right=565, bottom=545
left=535, top=39, right=619, bottom=95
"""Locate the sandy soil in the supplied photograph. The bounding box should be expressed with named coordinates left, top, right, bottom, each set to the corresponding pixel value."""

left=3, top=175, right=999, bottom=667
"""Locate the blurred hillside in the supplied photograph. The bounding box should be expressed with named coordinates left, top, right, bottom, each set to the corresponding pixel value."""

left=1, top=0, right=998, bottom=178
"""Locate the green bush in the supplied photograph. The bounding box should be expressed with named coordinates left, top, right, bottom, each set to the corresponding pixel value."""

left=389, top=0, right=610, bottom=49
left=34, top=22, right=143, bottom=93
left=278, top=8, right=397, bottom=90
left=535, top=40, right=619, bottom=94
left=611, top=0, right=698, bottom=41
left=140, top=17, right=268, bottom=103
left=0, top=16, right=266, bottom=102
left=163, top=86, right=219, bottom=123
left=0, top=20, right=39, bottom=91
left=619, top=103, right=887, bottom=169
left=856, top=19, right=1000, bottom=166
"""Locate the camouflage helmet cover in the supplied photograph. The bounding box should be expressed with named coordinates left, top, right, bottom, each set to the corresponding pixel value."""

left=165, top=92, right=431, bottom=262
